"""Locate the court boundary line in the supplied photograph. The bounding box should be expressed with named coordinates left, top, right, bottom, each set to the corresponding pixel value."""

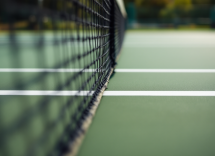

left=124, top=45, right=215, bottom=48
left=115, top=69, right=215, bottom=73
left=1, top=91, right=215, bottom=96
left=1, top=69, right=215, bottom=73
left=0, top=68, right=96, bottom=72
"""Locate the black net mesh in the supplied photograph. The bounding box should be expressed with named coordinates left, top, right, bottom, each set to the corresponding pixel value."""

left=0, top=0, right=126, bottom=156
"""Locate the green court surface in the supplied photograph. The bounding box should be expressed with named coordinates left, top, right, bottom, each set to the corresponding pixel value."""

left=77, top=31, right=215, bottom=156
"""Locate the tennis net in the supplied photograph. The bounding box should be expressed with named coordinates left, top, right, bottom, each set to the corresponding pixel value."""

left=0, top=0, right=126, bottom=156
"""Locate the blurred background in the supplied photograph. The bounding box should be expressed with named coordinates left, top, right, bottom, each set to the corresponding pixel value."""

left=124, top=0, right=215, bottom=29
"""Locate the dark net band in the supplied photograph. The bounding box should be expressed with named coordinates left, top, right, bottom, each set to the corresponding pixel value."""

left=0, top=0, right=126, bottom=156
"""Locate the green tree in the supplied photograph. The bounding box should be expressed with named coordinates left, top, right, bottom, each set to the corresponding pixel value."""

left=160, top=0, right=193, bottom=18
left=192, top=0, right=211, bottom=5
left=124, top=0, right=169, bottom=7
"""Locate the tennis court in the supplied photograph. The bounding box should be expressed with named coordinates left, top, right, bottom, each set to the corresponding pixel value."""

left=1, top=0, right=215, bottom=156
left=0, top=0, right=126, bottom=156
left=77, top=30, right=215, bottom=156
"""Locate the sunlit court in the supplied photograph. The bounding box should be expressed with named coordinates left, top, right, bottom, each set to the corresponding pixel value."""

left=1, top=0, right=215, bottom=156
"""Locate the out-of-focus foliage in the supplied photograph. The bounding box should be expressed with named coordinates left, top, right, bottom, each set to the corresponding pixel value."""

left=174, top=0, right=192, bottom=8
left=133, top=0, right=169, bottom=7
left=192, top=0, right=212, bottom=5
left=124, top=0, right=215, bottom=6
left=124, top=0, right=215, bottom=20
left=160, top=0, right=193, bottom=18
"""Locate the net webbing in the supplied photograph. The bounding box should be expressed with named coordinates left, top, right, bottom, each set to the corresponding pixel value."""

left=0, top=0, right=126, bottom=156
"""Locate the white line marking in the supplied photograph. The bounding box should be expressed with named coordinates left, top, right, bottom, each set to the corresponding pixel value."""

left=0, top=69, right=97, bottom=72
left=115, top=69, right=215, bottom=73
left=0, top=91, right=215, bottom=96
left=124, top=44, right=215, bottom=48
left=0, top=90, right=94, bottom=96
left=1, top=69, right=215, bottom=73
left=103, top=91, right=215, bottom=96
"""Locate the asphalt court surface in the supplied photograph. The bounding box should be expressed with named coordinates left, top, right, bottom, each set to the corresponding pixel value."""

left=77, top=31, right=215, bottom=156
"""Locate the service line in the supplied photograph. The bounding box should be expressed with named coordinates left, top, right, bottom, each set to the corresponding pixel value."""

left=0, top=91, right=215, bottom=96
left=114, top=69, right=215, bottom=73
left=0, top=69, right=215, bottom=73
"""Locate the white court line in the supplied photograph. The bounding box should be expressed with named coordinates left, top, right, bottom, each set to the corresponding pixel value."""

left=103, top=91, right=215, bottom=96
left=1, top=69, right=215, bottom=73
left=0, top=90, right=94, bottom=96
left=124, top=44, right=215, bottom=48
left=0, top=69, right=96, bottom=72
left=0, top=91, right=215, bottom=96
left=115, top=69, right=215, bottom=73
